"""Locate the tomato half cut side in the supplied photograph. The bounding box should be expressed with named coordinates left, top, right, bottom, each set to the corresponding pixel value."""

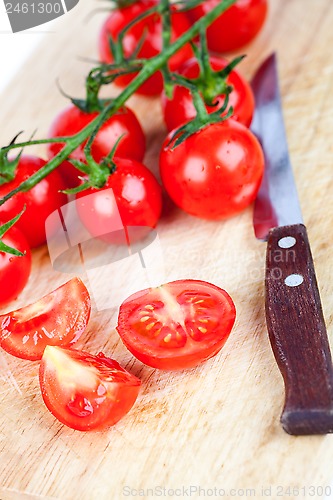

left=0, top=278, right=91, bottom=361
left=39, top=346, right=141, bottom=431
left=116, top=280, right=236, bottom=370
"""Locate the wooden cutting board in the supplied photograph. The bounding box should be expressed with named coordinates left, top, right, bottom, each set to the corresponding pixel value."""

left=1, top=0, right=333, bottom=498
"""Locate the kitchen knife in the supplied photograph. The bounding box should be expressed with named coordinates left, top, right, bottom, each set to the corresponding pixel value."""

left=251, top=53, right=333, bottom=435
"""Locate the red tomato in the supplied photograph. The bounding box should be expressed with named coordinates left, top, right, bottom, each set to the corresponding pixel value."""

left=47, top=104, right=146, bottom=188
left=117, top=279, right=236, bottom=370
left=0, top=227, right=31, bottom=307
left=39, top=346, right=141, bottom=431
left=99, top=0, right=193, bottom=96
left=0, top=156, right=67, bottom=248
left=188, top=0, right=268, bottom=52
left=0, top=278, right=91, bottom=361
left=159, top=120, right=264, bottom=220
left=76, top=158, right=162, bottom=243
left=162, top=55, right=255, bottom=131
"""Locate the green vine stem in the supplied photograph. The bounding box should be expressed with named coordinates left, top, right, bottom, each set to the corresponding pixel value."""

left=0, top=0, right=237, bottom=210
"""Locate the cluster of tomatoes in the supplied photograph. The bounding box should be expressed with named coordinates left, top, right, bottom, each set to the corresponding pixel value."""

left=0, top=0, right=267, bottom=430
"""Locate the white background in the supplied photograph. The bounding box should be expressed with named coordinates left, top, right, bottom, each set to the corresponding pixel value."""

left=0, top=5, right=56, bottom=93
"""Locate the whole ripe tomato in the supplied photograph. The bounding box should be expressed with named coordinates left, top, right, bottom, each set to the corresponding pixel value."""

left=162, top=55, right=255, bottom=132
left=188, top=0, right=268, bottom=53
left=159, top=119, right=264, bottom=220
left=47, top=104, right=146, bottom=188
left=0, top=156, right=67, bottom=248
left=99, top=0, right=193, bottom=96
left=117, top=279, right=236, bottom=370
left=0, top=226, right=31, bottom=307
left=0, top=278, right=91, bottom=360
left=39, top=346, right=141, bottom=431
left=76, top=158, right=162, bottom=243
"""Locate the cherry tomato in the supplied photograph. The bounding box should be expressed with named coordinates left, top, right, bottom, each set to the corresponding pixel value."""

left=76, top=158, right=162, bottom=243
left=0, top=226, right=31, bottom=307
left=0, top=156, right=68, bottom=248
left=162, top=55, right=255, bottom=131
left=159, top=120, right=264, bottom=220
left=39, top=346, right=141, bottom=431
left=188, top=0, right=268, bottom=53
left=47, top=104, right=146, bottom=188
left=117, top=279, right=236, bottom=370
left=0, top=278, right=91, bottom=361
left=99, top=0, right=192, bottom=96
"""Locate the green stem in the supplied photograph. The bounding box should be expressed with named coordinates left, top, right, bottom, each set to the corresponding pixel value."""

left=0, top=0, right=237, bottom=207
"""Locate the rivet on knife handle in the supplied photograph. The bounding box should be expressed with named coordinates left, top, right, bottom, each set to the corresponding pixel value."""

left=266, top=223, right=333, bottom=435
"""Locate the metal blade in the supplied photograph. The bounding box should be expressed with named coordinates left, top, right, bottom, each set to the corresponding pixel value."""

left=251, top=53, right=303, bottom=241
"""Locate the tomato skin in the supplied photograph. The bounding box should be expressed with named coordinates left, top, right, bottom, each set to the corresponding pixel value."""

left=0, top=278, right=91, bottom=361
left=162, top=55, right=255, bottom=131
left=159, top=120, right=264, bottom=220
left=188, top=0, right=268, bottom=52
left=99, top=0, right=192, bottom=96
left=76, top=158, right=162, bottom=242
left=47, top=105, right=146, bottom=188
left=117, top=279, right=236, bottom=370
left=39, top=346, right=141, bottom=431
left=0, top=156, right=68, bottom=248
left=0, top=227, right=31, bottom=307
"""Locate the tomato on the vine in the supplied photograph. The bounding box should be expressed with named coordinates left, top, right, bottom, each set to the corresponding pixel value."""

left=0, top=278, right=91, bottom=361
left=99, top=0, right=193, bottom=96
left=76, top=158, right=162, bottom=243
left=162, top=55, right=255, bottom=131
left=187, top=0, right=268, bottom=53
left=117, top=279, right=236, bottom=370
left=39, top=346, right=141, bottom=431
left=47, top=104, right=146, bottom=188
left=0, top=226, right=31, bottom=307
left=0, top=156, right=67, bottom=248
left=159, top=119, right=264, bottom=220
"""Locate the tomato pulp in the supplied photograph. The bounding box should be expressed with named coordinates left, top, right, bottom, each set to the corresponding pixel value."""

left=40, top=346, right=141, bottom=431
left=0, top=278, right=91, bottom=360
left=117, top=279, right=236, bottom=370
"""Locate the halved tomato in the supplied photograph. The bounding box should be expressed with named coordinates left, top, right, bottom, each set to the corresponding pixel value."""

left=0, top=278, right=91, bottom=361
left=39, top=346, right=141, bottom=431
left=117, top=279, right=236, bottom=370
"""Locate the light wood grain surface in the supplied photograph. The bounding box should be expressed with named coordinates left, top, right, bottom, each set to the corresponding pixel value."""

left=1, top=0, right=333, bottom=498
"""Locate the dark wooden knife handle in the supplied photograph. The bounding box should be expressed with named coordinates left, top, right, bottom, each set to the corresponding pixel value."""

left=266, top=223, right=333, bottom=435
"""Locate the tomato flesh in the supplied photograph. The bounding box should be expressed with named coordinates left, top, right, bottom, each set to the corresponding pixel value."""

left=0, top=278, right=91, bottom=360
left=117, top=279, right=236, bottom=370
left=39, top=346, right=141, bottom=431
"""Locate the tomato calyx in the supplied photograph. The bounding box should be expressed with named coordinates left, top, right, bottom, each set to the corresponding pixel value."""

left=62, top=133, right=125, bottom=195
left=0, top=209, right=26, bottom=256
left=166, top=29, right=244, bottom=149
left=0, top=133, right=25, bottom=186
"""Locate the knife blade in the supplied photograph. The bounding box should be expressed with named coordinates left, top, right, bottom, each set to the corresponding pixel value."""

left=251, top=53, right=333, bottom=435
